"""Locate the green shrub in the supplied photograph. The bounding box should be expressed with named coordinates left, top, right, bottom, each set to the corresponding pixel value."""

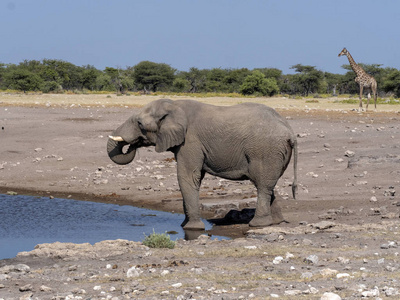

left=142, top=231, right=175, bottom=249
left=240, top=71, right=279, bottom=96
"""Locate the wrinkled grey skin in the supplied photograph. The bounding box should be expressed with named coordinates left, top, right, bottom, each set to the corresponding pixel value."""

left=108, top=99, right=298, bottom=230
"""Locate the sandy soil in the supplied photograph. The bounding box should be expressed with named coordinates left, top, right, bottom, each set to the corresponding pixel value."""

left=1, top=93, right=400, bottom=299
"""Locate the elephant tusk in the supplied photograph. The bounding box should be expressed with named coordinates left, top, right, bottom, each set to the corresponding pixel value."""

left=109, top=135, right=124, bottom=142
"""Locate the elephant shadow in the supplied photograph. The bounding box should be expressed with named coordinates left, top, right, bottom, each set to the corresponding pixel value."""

left=207, top=208, right=256, bottom=226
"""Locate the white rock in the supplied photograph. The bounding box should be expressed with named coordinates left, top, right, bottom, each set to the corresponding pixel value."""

left=244, top=246, right=257, bottom=250
left=286, top=252, right=294, bottom=259
left=285, top=290, right=302, bottom=295
left=336, top=273, right=350, bottom=278
left=40, top=285, right=52, bottom=292
left=126, top=266, right=141, bottom=278
left=321, top=292, right=341, bottom=300
left=320, top=268, right=338, bottom=277
left=304, top=255, right=319, bottom=265
left=160, top=291, right=170, bottom=295
left=161, top=270, right=170, bottom=276
left=361, top=287, right=379, bottom=297
left=273, top=256, right=284, bottom=264
left=172, top=282, right=182, bottom=288
left=370, top=196, right=378, bottom=202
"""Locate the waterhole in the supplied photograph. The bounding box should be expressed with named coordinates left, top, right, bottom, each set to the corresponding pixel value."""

left=0, top=195, right=227, bottom=259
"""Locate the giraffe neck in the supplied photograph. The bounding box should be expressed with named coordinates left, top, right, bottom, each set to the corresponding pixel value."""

left=345, top=51, right=365, bottom=76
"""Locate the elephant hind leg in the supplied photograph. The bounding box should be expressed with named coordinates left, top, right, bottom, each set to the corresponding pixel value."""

left=249, top=185, right=276, bottom=227
left=271, top=191, right=287, bottom=224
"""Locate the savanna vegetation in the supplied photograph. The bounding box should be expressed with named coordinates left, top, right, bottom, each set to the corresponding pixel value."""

left=1, top=59, right=400, bottom=98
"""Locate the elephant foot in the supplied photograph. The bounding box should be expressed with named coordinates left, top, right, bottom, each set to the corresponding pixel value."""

left=272, top=215, right=288, bottom=225
left=249, top=215, right=274, bottom=227
left=182, top=219, right=205, bottom=231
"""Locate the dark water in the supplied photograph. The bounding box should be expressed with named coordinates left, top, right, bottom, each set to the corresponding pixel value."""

left=0, top=194, right=221, bottom=260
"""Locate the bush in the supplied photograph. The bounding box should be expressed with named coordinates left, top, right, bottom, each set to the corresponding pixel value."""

left=41, top=81, right=62, bottom=93
left=142, top=231, right=175, bottom=249
left=240, top=71, right=279, bottom=96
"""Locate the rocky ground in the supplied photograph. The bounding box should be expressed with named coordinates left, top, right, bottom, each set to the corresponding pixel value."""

left=0, top=94, right=400, bottom=299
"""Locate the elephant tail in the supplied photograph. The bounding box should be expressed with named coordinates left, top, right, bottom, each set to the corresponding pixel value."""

left=291, top=137, right=298, bottom=199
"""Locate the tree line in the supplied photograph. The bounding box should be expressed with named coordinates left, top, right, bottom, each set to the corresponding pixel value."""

left=1, top=59, right=400, bottom=97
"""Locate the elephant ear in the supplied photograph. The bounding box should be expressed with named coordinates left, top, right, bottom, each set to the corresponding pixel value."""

left=155, top=104, right=187, bottom=152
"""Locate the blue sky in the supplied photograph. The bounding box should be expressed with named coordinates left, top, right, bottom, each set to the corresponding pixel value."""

left=1, top=0, right=399, bottom=74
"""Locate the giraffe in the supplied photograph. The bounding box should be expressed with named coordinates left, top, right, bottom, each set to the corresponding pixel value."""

left=338, top=47, right=377, bottom=111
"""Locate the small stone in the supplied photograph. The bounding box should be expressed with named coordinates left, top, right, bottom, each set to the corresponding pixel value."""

left=384, top=287, right=400, bottom=296
left=172, top=282, right=182, bottom=288
left=19, top=284, right=33, bottom=292
left=361, top=288, right=380, bottom=297
left=40, top=285, right=51, bottom=292
left=122, top=287, right=133, bottom=294
left=337, top=257, right=350, bottom=264
left=370, top=196, right=378, bottom=202
left=127, top=266, right=141, bottom=278
left=284, top=290, right=302, bottom=296
left=312, top=221, right=336, bottom=230
left=304, top=255, right=319, bottom=264
left=344, top=150, right=355, bottom=157
left=320, top=268, right=339, bottom=277
left=273, top=256, right=284, bottom=264
left=244, top=246, right=257, bottom=250
left=336, top=273, right=350, bottom=278
left=321, top=292, right=342, bottom=300
left=161, top=291, right=170, bottom=296
left=300, top=272, right=313, bottom=279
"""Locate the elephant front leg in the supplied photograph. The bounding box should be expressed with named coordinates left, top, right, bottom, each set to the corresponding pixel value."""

left=177, top=169, right=205, bottom=231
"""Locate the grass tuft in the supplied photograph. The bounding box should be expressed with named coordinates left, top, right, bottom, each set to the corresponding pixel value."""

left=142, top=230, right=175, bottom=249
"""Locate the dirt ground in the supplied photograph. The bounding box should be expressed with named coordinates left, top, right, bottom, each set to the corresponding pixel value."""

left=0, top=93, right=400, bottom=299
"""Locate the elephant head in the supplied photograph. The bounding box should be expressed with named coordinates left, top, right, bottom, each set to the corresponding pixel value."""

left=107, top=99, right=188, bottom=165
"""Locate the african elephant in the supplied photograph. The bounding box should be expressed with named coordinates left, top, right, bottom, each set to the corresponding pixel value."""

left=107, top=99, right=298, bottom=230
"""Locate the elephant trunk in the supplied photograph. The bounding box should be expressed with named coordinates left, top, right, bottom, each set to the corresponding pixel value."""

left=107, top=137, right=136, bottom=165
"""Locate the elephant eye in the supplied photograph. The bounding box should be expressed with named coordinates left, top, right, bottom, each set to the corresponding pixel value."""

left=158, top=114, right=168, bottom=124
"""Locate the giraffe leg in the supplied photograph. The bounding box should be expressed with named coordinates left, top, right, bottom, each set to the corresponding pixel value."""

left=366, top=92, right=370, bottom=111
left=359, top=86, right=364, bottom=112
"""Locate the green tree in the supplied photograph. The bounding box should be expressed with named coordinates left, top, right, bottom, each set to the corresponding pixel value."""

left=255, top=68, right=282, bottom=81
left=5, top=68, right=43, bottom=92
left=172, top=77, right=190, bottom=92
left=382, top=69, right=400, bottom=97
left=133, top=61, right=175, bottom=92
left=0, top=63, right=6, bottom=89
left=81, top=65, right=101, bottom=91
left=205, top=68, right=228, bottom=92
left=290, top=64, right=323, bottom=96
left=180, top=67, right=207, bottom=93
left=240, top=70, right=279, bottom=96
left=223, top=68, right=251, bottom=93
left=324, top=72, right=342, bottom=95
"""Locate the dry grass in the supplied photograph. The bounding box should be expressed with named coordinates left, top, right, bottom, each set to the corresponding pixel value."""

left=1, top=92, right=399, bottom=112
